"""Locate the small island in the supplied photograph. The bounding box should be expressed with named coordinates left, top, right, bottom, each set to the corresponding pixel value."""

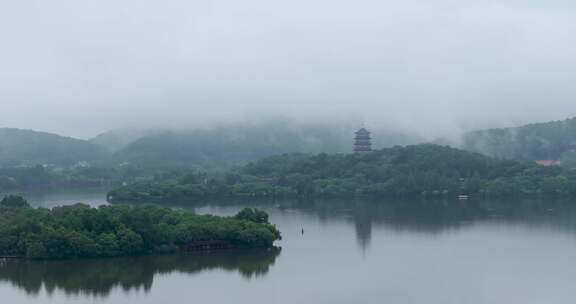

left=108, top=144, right=576, bottom=204
left=0, top=196, right=281, bottom=260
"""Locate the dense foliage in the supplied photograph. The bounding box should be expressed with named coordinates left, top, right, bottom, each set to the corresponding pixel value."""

left=109, top=144, right=576, bottom=201
left=107, top=171, right=298, bottom=203
left=241, top=144, right=576, bottom=198
left=463, top=117, right=576, bottom=162
left=0, top=197, right=280, bottom=259
left=0, top=165, right=173, bottom=192
left=235, top=208, right=270, bottom=224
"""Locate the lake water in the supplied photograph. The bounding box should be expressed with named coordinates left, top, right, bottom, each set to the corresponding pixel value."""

left=3, top=192, right=576, bottom=303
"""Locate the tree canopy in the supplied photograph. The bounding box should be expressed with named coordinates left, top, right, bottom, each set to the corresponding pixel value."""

left=109, top=144, right=576, bottom=201
left=0, top=197, right=281, bottom=260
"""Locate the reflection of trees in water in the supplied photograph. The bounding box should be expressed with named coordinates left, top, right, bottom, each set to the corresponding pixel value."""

left=280, top=198, right=576, bottom=249
left=113, top=198, right=576, bottom=258
left=0, top=248, right=281, bottom=297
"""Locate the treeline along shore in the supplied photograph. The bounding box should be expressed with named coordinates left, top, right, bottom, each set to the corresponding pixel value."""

left=108, top=144, right=576, bottom=203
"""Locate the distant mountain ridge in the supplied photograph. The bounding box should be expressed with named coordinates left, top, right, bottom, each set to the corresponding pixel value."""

left=0, top=128, right=107, bottom=167
left=5, top=116, right=576, bottom=169
left=109, top=122, right=425, bottom=169
left=462, top=117, right=576, bottom=161
left=90, top=128, right=166, bottom=152
left=0, top=123, right=424, bottom=169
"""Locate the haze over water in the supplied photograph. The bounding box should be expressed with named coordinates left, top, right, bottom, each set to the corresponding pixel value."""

left=3, top=193, right=576, bottom=304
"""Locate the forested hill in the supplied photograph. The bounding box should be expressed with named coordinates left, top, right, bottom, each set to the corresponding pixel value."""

left=243, top=144, right=529, bottom=182
left=90, top=128, right=166, bottom=153
left=109, top=144, right=576, bottom=202
left=111, top=122, right=423, bottom=169
left=462, top=117, right=576, bottom=161
left=0, top=128, right=108, bottom=166
left=241, top=144, right=572, bottom=197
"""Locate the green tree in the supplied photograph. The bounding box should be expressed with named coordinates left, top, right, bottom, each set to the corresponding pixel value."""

left=0, top=195, right=30, bottom=209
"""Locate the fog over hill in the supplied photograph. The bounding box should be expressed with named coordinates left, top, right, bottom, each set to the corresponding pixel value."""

left=5, top=114, right=576, bottom=169
left=462, top=117, right=576, bottom=161
left=0, top=128, right=106, bottom=167
left=105, top=120, right=425, bottom=169
left=90, top=128, right=168, bottom=153
left=2, top=0, right=576, bottom=139
left=2, top=0, right=576, bottom=166
left=0, top=120, right=425, bottom=168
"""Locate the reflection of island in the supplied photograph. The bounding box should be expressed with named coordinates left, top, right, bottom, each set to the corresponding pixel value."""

left=0, top=248, right=281, bottom=297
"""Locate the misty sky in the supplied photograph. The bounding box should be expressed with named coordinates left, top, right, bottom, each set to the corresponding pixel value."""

left=1, top=0, right=576, bottom=139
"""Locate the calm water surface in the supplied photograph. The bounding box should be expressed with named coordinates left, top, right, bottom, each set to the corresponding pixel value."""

left=18, top=189, right=109, bottom=208
left=3, top=192, right=576, bottom=303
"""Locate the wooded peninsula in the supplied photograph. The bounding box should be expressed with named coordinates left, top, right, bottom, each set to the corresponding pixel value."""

left=108, top=144, right=576, bottom=204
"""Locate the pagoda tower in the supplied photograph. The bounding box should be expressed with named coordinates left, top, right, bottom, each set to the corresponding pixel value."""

left=354, top=128, right=372, bottom=153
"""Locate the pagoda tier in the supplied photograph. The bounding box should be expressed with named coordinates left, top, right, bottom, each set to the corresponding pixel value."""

left=354, top=128, right=372, bottom=153
left=354, top=139, right=371, bottom=144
